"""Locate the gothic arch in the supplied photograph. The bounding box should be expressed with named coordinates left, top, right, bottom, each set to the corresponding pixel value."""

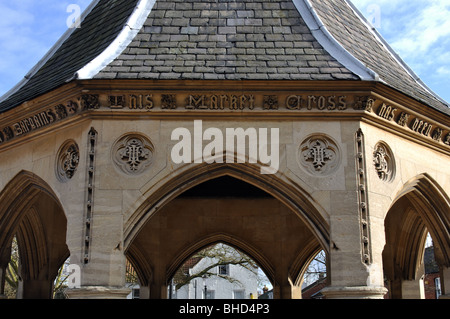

left=391, top=174, right=450, bottom=267
left=383, top=173, right=450, bottom=298
left=0, top=170, right=69, bottom=298
left=124, top=162, right=331, bottom=252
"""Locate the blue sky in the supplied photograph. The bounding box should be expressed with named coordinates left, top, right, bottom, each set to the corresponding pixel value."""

left=0, top=0, right=449, bottom=104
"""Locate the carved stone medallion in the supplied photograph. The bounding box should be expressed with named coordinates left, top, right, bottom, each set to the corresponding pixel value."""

left=373, top=142, right=395, bottom=182
left=112, top=134, right=154, bottom=175
left=298, top=135, right=340, bottom=176
left=56, top=140, right=80, bottom=182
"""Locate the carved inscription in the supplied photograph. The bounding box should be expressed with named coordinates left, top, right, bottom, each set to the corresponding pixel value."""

left=185, top=94, right=256, bottom=110
left=0, top=97, right=85, bottom=144
left=372, top=100, right=450, bottom=146
left=397, top=112, right=410, bottom=126
left=377, top=103, right=397, bottom=121
left=106, top=93, right=348, bottom=111
left=411, top=118, right=433, bottom=137
left=353, top=96, right=375, bottom=112
left=129, top=94, right=153, bottom=110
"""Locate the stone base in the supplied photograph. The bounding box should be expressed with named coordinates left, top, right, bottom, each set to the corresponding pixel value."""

left=321, top=286, right=388, bottom=299
left=65, top=286, right=131, bottom=299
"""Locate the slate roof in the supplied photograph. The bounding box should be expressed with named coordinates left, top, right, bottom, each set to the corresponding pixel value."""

left=0, top=0, right=448, bottom=115
left=94, top=0, right=358, bottom=81
left=0, top=0, right=139, bottom=113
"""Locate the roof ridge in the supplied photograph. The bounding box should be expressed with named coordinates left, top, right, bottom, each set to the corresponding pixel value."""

left=75, top=0, right=156, bottom=80
left=292, top=0, right=378, bottom=81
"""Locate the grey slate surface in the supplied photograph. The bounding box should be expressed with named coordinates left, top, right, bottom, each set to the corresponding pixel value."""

left=95, top=0, right=359, bottom=81
left=310, top=0, right=449, bottom=114
left=0, top=0, right=448, bottom=116
left=0, top=0, right=139, bottom=113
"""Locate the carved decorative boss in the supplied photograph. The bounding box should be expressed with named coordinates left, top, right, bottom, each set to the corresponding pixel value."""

left=373, top=142, right=395, bottom=182
left=299, top=135, right=340, bottom=175
left=56, top=140, right=80, bottom=181
left=113, top=134, right=154, bottom=175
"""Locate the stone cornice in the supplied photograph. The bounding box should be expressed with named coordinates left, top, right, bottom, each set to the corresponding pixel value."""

left=0, top=80, right=449, bottom=155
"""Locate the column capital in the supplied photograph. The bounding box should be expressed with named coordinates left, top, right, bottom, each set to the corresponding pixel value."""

left=65, top=286, right=131, bottom=299
left=321, top=286, right=388, bottom=299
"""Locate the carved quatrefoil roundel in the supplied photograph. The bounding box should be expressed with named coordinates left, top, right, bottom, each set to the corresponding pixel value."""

left=298, top=135, right=341, bottom=176
left=373, top=142, right=395, bottom=182
left=56, top=140, right=80, bottom=182
left=113, top=134, right=154, bottom=175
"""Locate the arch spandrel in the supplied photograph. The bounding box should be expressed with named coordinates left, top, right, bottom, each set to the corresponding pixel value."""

left=123, top=161, right=331, bottom=253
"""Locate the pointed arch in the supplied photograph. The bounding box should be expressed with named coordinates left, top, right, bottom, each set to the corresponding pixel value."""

left=0, top=170, right=69, bottom=298
left=124, top=162, right=330, bottom=253
left=383, top=173, right=450, bottom=299
left=0, top=171, right=64, bottom=254
left=390, top=174, right=450, bottom=267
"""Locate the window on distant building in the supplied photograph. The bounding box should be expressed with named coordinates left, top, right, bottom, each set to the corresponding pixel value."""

left=218, top=264, right=229, bottom=276
left=132, top=288, right=140, bottom=299
left=233, top=289, right=245, bottom=299
left=435, top=278, right=442, bottom=299
left=206, top=290, right=215, bottom=299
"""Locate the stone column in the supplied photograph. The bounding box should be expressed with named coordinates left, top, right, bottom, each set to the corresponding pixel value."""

left=65, top=187, right=130, bottom=299
left=0, top=267, right=7, bottom=299
left=17, top=279, right=53, bottom=299
left=401, top=262, right=425, bottom=299
left=401, top=277, right=425, bottom=299
left=272, top=267, right=302, bottom=299
left=321, top=190, right=387, bottom=299
left=149, top=265, right=168, bottom=299
left=0, top=241, right=11, bottom=299
left=439, top=266, right=450, bottom=299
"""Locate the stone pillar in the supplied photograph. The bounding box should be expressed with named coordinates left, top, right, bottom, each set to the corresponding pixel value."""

left=17, top=279, right=53, bottom=299
left=401, top=277, right=425, bottom=299
left=0, top=267, right=7, bottom=299
left=272, top=268, right=303, bottom=299
left=139, top=286, right=150, bottom=299
left=321, top=190, right=387, bottom=299
left=0, top=241, right=11, bottom=299
left=401, top=262, right=425, bottom=299
left=65, top=187, right=130, bottom=299
left=439, top=266, right=450, bottom=299
left=149, top=266, right=168, bottom=299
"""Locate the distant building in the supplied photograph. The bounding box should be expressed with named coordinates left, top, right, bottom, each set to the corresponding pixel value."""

left=424, top=247, right=442, bottom=299
left=170, top=246, right=259, bottom=299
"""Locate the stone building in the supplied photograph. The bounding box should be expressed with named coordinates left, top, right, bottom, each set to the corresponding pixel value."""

left=0, top=0, right=449, bottom=299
